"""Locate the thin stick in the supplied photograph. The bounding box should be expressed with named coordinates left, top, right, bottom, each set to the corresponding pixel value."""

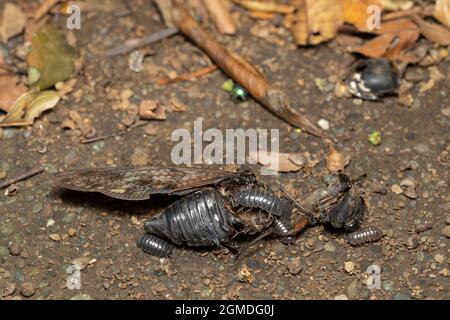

left=100, top=27, right=179, bottom=57
left=81, top=122, right=147, bottom=144
left=156, top=65, right=218, bottom=85
left=0, top=167, right=45, bottom=190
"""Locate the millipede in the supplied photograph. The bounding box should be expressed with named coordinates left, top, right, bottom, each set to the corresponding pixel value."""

left=345, top=226, right=384, bottom=246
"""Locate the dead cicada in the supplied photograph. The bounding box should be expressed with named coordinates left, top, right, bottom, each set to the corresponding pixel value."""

left=55, top=166, right=307, bottom=258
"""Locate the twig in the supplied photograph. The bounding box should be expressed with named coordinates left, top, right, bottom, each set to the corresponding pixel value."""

left=156, top=65, right=218, bottom=85
left=100, top=27, right=179, bottom=57
left=172, top=6, right=328, bottom=139
left=81, top=122, right=147, bottom=144
left=0, top=167, right=45, bottom=190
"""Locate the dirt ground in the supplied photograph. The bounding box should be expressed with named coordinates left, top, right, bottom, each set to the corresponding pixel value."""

left=0, top=1, right=449, bottom=300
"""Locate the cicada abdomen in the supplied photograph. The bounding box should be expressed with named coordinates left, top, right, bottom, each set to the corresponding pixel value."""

left=144, top=188, right=239, bottom=247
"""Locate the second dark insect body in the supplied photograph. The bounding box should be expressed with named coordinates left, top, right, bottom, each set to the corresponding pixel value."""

left=139, top=186, right=294, bottom=257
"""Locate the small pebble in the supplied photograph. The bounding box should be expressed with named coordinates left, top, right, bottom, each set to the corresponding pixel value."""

left=334, top=294, right=348, bottom=300
left=20, top=282, right=35, bottom=298
left=391, top=184, right=403, bottom=195
left=439, top=268, right=449, bottom=277
left=8, top=243, right=21, bottom=256
left=287, top=257, right=302, bottom=275
left=405, top=237, right=418, bottom=249
left=434, top=254, right=445, bottom=264
left=317, top=119, right=330, bottom=130
left=49, top=234, right=61, bottom=242
left=413, top=143, right=430, bottom=154
left=68, top=228, right=77, bottom=237
left=441, top=225, right=450, bottom=238
left=0, top=170, right=6, bottom=180
left=344, top=261, right=355, bottom=274
left=415, top=221, right=433, bottom=233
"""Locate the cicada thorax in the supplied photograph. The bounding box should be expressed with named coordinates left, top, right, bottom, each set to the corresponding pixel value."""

left=304, top=174, right=365, bottom=231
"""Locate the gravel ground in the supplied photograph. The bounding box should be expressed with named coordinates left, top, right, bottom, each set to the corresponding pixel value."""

left=0, top=1, right=449, bottom=300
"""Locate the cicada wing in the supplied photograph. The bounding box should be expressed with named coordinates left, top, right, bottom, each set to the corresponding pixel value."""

left=55, top=166, right=253, bottom=200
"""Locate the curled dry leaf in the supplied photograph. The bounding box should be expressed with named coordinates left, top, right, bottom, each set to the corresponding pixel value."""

left=249, top=150, right=306, bottom=172
left=139, top=100, right=167, bottom=120
left=290, top=0, right=344, bottom=45
left=27, top=24, right=79, bottom=90
left=435, top=0, right=450, bottom=28
left=326, top=143, right=350, bottom=172
left=0, top=3, right=26, bottom=43
left=411, top=15, right=450, bottom=46
left=0, top=90, right=61, bottom=127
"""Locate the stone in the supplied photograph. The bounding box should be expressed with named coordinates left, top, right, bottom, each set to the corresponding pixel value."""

left=334, top=294, right=348, bottom=300
left=20, top=282, right=35, bottom=298
left=441, top=225, right=450, bottom=238
left=434, top=254, right=444, bottom=264
left=344, top=261, right=355, bottom=274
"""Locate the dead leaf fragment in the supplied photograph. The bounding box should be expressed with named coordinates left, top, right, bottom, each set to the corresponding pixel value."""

left=0, top=90, right=60, bottom=127
left=139, top=100, right=167, bottom=120
left=342, top=0, right=381, bottom=31
left=249, top=151, right=305, bottom=172
left=435, top=0, right=450, bottom=28
left=0, top=73, right=28, bottom=113
left=411, top=15, right=450, bottom=46
left=27, top=24, right=79, bottom=90
left=352, top=19, right=420, bottom=60
left=326, top=143, right=350, bottom=172
left=0, top=3, right=26, bottom=43
left=291, top=0, right=344, bottom=45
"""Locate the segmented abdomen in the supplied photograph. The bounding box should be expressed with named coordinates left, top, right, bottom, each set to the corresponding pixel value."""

left=137, top=234, right=174, bottom=257
left=232, top=186, right=291, bottom=216
left=144, top=189, right=236, bottom=247
left=346, top=226, right=384, bottom=246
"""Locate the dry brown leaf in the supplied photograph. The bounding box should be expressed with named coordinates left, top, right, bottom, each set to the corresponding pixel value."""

left=411, top=15, right=450, bottom=46
left=0, top=90, right=60, bottom=127
left=352, top=19, right=420, bottom=60
left=0, top=3, right=27, bottom=43
left=249, top=151, right=305, bottom=172
left=326, top=143, right=350, bottom=172
left=435, top=0, right=450, bottom=28
left=291, top=0, right=344, bottom=45
left=342, top=0, right=381, bottom=31
left=0, top=73, right=28, bottom=113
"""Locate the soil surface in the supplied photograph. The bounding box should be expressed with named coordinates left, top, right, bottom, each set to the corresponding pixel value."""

left=0, top=1, right=449, bottom=300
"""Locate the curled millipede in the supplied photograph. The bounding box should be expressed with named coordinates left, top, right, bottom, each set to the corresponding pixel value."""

left=272, top=218, right=295, bottom=244
left=346, top=226, right=384, bottom=246
left=137, top=234, right=174, bottom=257
left=232, top=186, right=292, bottom=217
